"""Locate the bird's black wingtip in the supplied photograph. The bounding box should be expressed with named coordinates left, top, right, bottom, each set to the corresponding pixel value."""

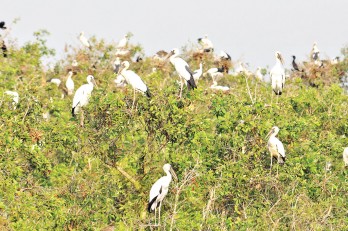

left=146, top=89, right=151, bottom=98
left=72, top=108, right=76, bottom=117
left=147, top=196, right=158, bottom=213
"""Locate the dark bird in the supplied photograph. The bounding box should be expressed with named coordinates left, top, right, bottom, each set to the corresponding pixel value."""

left=292, top=55, right=300, bottom=71
left=0, top=21, right=6, bottom=30
left=1, top=41, right=7, bottom=57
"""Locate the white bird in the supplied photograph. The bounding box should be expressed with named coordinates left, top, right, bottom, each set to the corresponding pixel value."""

left=114, top=74, right=127, bottom=88
left=197, top=35, right=214, bottom=52
left=266, top=126, right=286, bottom=170
left=210, top=81, right=229, bottom=91
left=79, top=31, right=91, bottom=48
left=168, top=48, right=197, bottom=97
left=331, top=56, right=340, bottom=65
left=4, top=90, right=19, bottom=109
left=117, top=34, right=129, bottom=48
left=219, top=50, right=231, bottom=60
left=72, top=60, right=78, bottom=67
left=255, top=67, right=263, bottom=81
left=148, top=163, right=177, bottom=225
left=72, top=75, right=96, bottom=117
left=270, top=51, right=285, bottom=96
left=47, top=78, right=61, bottom=86
left=204, top=66, right=225, bottom=82
left=119, top=61, right=151, bottom=97
left=343, top=147, right=348, bottom=167
left=311, top=42, right=320, bottom=61
left=113, top=57, right=121, bottom=74
left=65, top=71, right=74, bottom=95
left=193, top=62, right=203, bottom=82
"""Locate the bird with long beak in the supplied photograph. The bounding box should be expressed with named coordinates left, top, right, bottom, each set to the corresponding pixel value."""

left=117, top=61, right=151, bottom=109
left=266, top=126, right=286, bottom=174
left=167, top=48, right=197, bottom=98
left=270, top=51, right=285, bottom=104
left=148, top=163, right=178, bottom=225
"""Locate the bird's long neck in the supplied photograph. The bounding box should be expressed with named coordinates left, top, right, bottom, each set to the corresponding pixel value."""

left=165, top=170, right=172, bottom=180
left=276, top=59, right=283, bottom=67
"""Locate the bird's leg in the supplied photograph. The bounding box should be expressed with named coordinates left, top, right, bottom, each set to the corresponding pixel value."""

left=270, top=156, right=273, bottom=174
left=179, top=79, right=183, bottom=98
left=158, top=203, right=161, bottom=225
left=80, top=109, right=84, bottom=127
left=154, top=207, right=157, bottom=226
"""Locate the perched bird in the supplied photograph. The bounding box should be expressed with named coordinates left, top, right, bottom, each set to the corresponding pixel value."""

left=4, top=90, right=19, bottom=109
left=0, top=21, right=6, bottom=30
left=153, top=50, right=168, bottom=61
left=331, top=56, right=340, bottom=65
left=47, top=78, right=61, bottom=86
left=72, top=75, right=96, bottom=117
left=193, top=62, right=203, bottom=82
left=1, top=40, right=7, bottom=57
left=210, top=81, right=229, bottom=91
left=292, top=55, right=300, bottom=71
left=197, top=35, right=214, bottom=52
left=113, top=57, right=121, bottom=74
left=79, top=31, right=91, bottom=49
left=148, top=164, right=177, bottom=225
left=343, top=147, right=348, bottom=167
left=204, top=66, right=225, bottom=82
left=114, top=74, right=127, bottom=88
left=255, top=67, right=263, bottom=81
left=219, top=50, right=231, bottom=60
left=65, top=71, right=74, bottom=95
left=270, top=51, right=285, bottom=96
left=117, top=34, right=130, bottom=48
left=168, top=48, right=197, bottom=97
left=311, top=42, right=320, bottom=61
left=266, top=126, right=286, bottom=169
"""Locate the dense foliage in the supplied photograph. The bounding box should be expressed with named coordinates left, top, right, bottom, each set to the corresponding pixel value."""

left=0, top=31, right=347, bottom=230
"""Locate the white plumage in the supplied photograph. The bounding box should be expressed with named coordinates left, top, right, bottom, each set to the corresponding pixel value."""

left=114, top=75, right=127, bottom=88
left=117, top=34, right=129, bottom=48
left=79, top=31, right=91, bottom=48
left=204, top=66, right=225, bottom=82
left=72, top=75, right=95, bottom=116
left=119, top=61, right=151, bottom=97
left=148, top=163, right=177, bottom=225
left=193, top=62, right=203, bottom=82
left=5, top=90, right=19, bottom=109
left=65, top=71, right=74, bottom=95
left=267, top=126, right=286, bottom=168
left=255, top=67, right=263, bottom=81
left=343, top=147, right=348, bottom=167
left=210, top=81, right=229, bottom=91
left=168, top=48, right=197, bottom=97
left=311, top=42, right=320, bottom=60
left=48, top=78, right=61, bottom=86
left=270, top=51, right=285, bottom=95
left=219, top=50, right=231, bottom=60
left=197, top=35, right=214, bottom=52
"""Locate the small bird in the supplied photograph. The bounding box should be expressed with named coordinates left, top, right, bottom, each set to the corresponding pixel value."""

left=255, top=67, right=263, bottom=81
left=72, top=75, right=96, bottom=117
left=168, top=48, right=197, bottom=97
left=47, top=78, right=61, bottom=86
left=331, top=56, right=340, bottom=65
left=197, top=35, right=214, bottom=52
left=193, top=62, right=203, bottom=82
left=292, top=55, right=300, bottom=71
left=148, top=163, right=177, bottom=225
left=343, top=147, right=348, bottom=167
left=311, top=42, right=320, bottom=61
left=79, top=31, right=91, bottom=49
left=0, top=21, right=6, bottom=30
left=65, top=71, right=74, bottom=95
left=270, top=51, right=285, bottom=96
left=113, top=57, right=121, bottom=74
left=117, top=34, right=129, bottom=48
left=266, top=126, right=286, bottom=170
left=4, top=90, right=19, bottom=109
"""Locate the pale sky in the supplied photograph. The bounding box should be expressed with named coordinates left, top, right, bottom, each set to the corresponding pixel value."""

left=2, top=0, right=348, bottom=70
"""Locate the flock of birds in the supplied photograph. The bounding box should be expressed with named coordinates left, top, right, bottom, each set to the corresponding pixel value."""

left=1, top=22, right=348, bottom=225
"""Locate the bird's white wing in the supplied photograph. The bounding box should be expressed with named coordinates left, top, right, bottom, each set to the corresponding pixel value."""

left=125, top=70, right=148, bottom=93
left=275, top=139, right=285, bottom=158
left=173, top=58, right=192, bottom=80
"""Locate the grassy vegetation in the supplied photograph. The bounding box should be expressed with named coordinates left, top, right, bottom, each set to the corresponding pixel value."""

left=0, top=31, right=348, bottom=230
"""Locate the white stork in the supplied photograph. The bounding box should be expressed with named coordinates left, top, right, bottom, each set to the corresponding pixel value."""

left=118, top=61, right=151, bottom=108
left=219, top=50, right=231, bottom=60
left=343, top=147, right=348, bottom=167
left=270, top=51, right=285, bottom=99
left=148, top=163, right=177, bottom=225
left=204, top=66, right=225, bottom=82
left=117, top=34, right=129, bottom=48
left=197, top=35, right=214, bottom=52
left=65, top=71, right=74, bottom=95
left=193, top=62, right=203, bottom=82
left=72, top=75, right=96, bottom=117
left=79, top=31, right=91, bottom=49
left=168, top=48, right=197, bottom=98
left=266, top=126, right=286, bottom=172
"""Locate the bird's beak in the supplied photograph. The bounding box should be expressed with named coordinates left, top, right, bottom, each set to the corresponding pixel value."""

left=117, top=66, right=124, bottom=75
left=92, top=79, right=97, bottom=87
left=165, top=50, right=174, bottom=60
left=266, top=129, right=273, bottom=139
left=170, top=168, right=178, bottom=183
left=278, top=53, right=284, bottom=65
